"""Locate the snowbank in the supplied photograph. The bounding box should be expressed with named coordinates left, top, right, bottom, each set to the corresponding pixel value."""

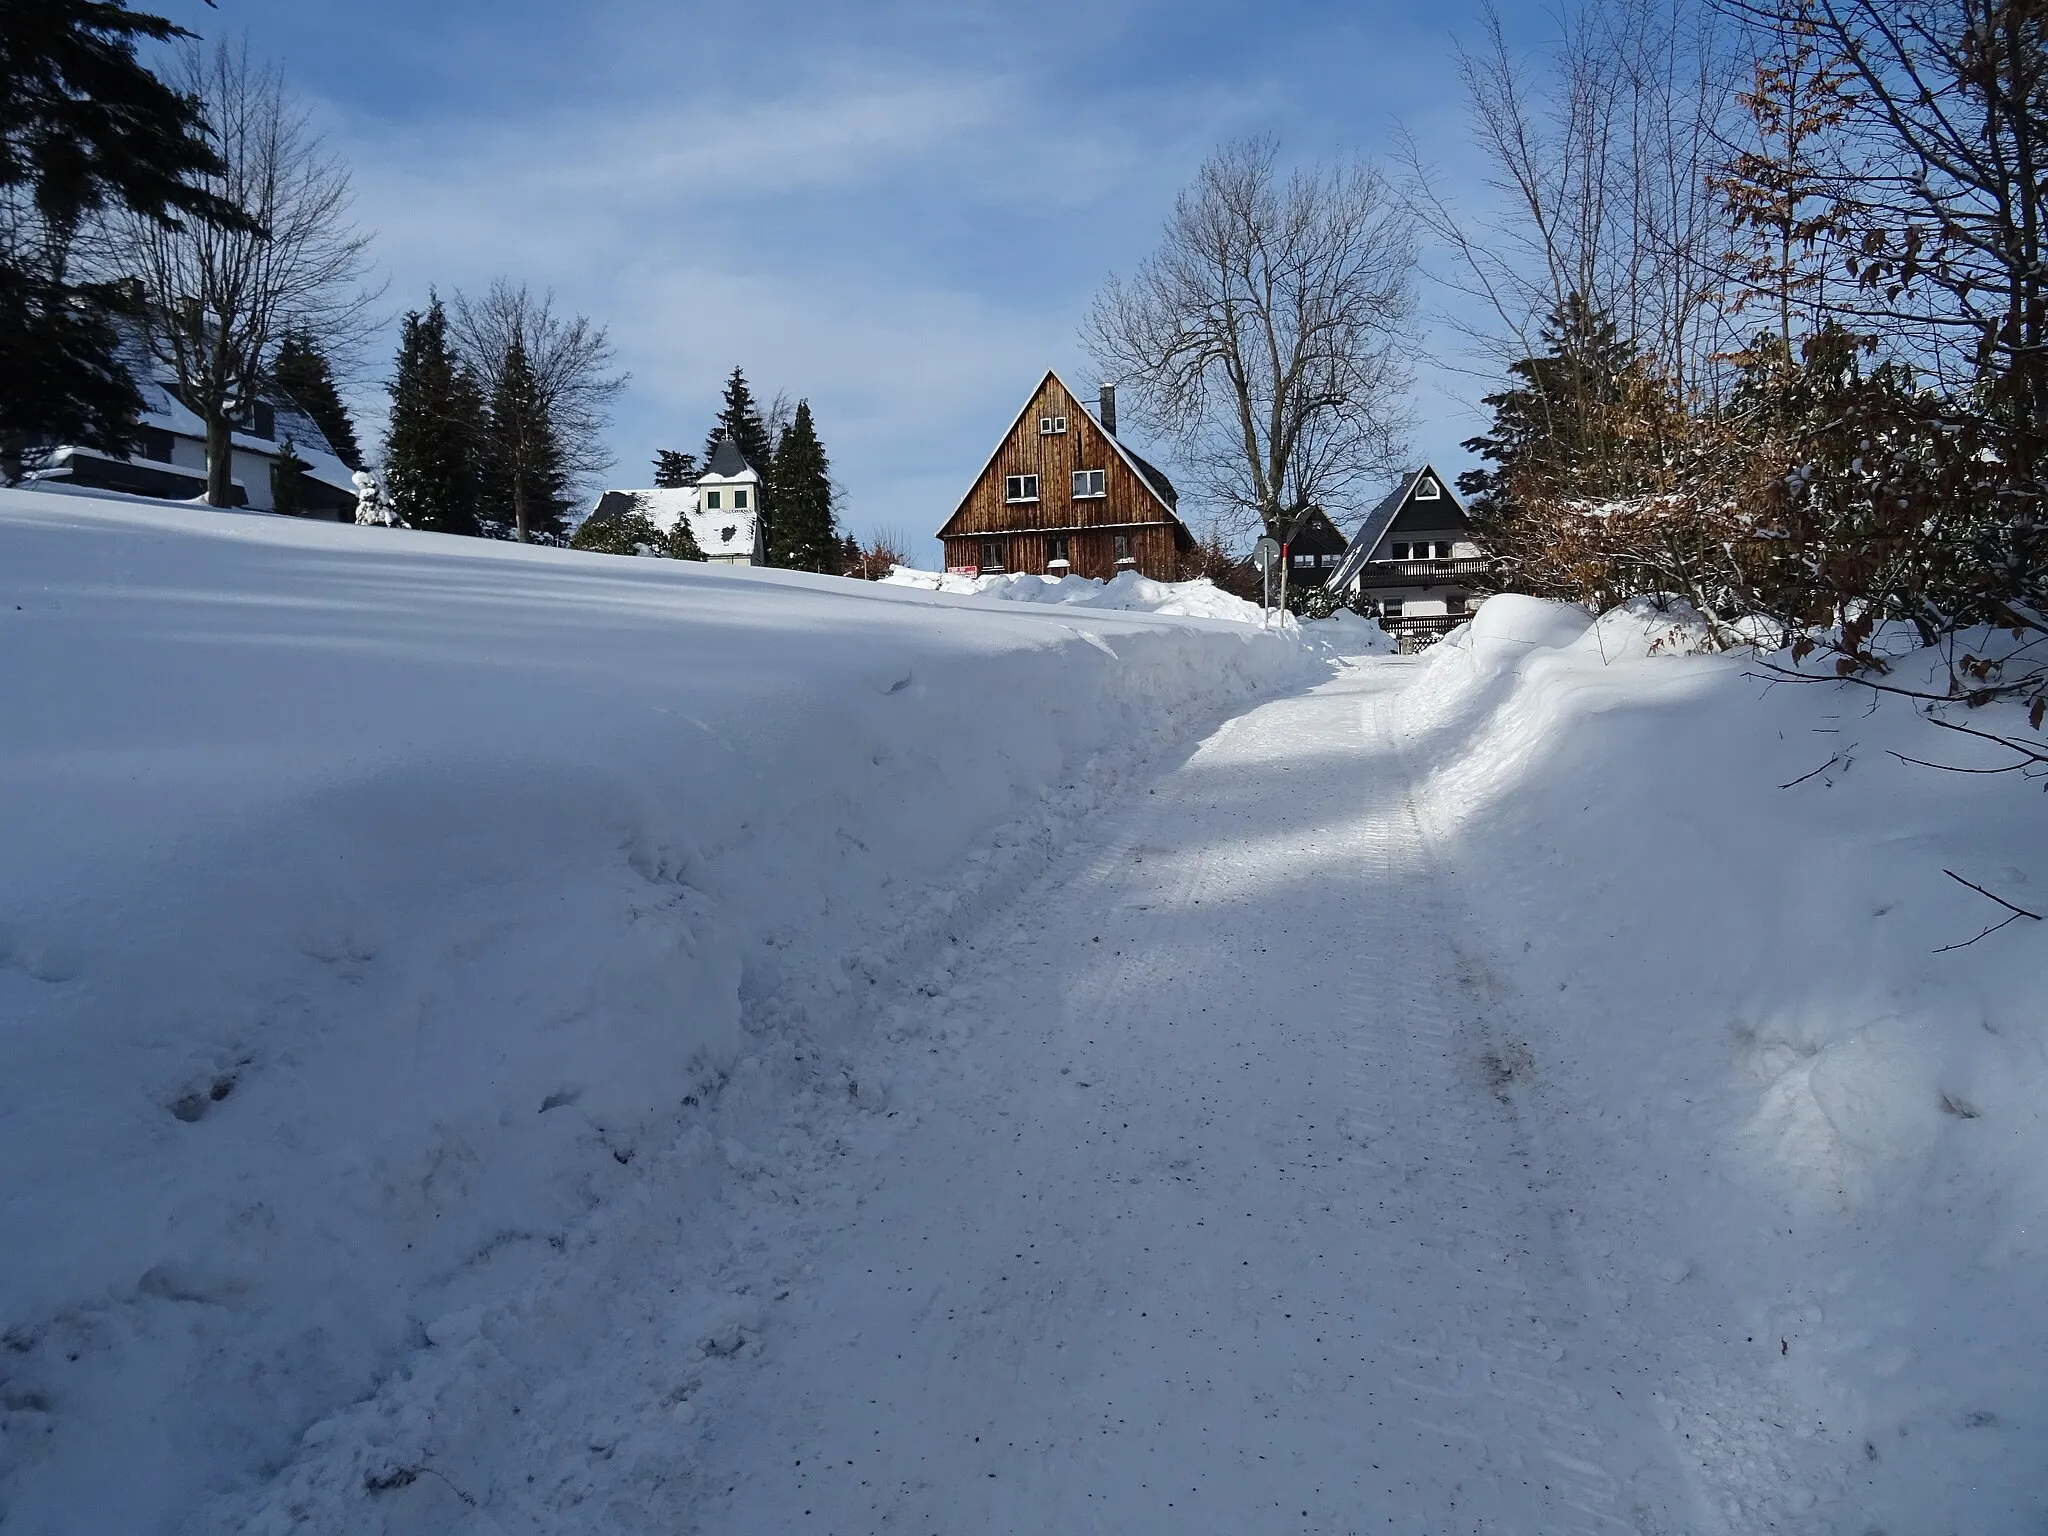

left=883, top=566, right=1396, bottom=655
left=0, top=491, right=1321, bottom=1533
left=1395, top=596, right=2048, bottom=1529
left=883, top=566, right=1266, bottom=625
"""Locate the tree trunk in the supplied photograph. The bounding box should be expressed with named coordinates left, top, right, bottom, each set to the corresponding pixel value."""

left=513, top=476, right=530, bottom=543
left=205, top=413, right=235, bottom=507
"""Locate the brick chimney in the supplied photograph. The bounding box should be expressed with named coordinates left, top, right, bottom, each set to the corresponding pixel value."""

left=1098, top=384, right=1117, bottom=438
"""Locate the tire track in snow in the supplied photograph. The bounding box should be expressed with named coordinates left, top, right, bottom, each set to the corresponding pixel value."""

left=678, top=664, right=1687, bottom=1534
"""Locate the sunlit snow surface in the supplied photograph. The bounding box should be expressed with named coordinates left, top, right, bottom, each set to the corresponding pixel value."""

left=1, top=491, right=2042, bottom=1533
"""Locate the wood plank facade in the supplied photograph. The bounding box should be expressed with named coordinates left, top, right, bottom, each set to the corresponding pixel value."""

left=939, top=372, right=1195, bottom=582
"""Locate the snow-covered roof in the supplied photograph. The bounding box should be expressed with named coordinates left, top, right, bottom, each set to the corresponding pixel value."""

left=590, top=487, right=760, bottom=560
left=103, top=324, right=359, bottom=498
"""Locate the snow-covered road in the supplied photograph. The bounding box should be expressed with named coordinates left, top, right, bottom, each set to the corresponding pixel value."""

left=681, top=664, right=1688, bottom=1533
left=397, top=662, right=1687, bottom=1535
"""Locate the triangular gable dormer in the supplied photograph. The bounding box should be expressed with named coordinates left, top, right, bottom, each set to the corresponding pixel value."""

left=1326, top=463, right=1472, bottom=592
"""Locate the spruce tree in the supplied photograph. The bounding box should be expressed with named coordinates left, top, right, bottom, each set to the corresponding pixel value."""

left=767, top=399, right=837, bottom=572
left=384, top=298, right=484, bottom=536
left=703, top=367, right=774, bottom=471
left=1458, top=294, right=1642, bottom=527
left=652, top=448, right=697, bottom=488
left=486, top=335, right=568, bottom=543
left=271, top=329, right=362, bottom=469
left=270, top=436, right=306, bottom=516
left=0, top=0, right=254, bottom=480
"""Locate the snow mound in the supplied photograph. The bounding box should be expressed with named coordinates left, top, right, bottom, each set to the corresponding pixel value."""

left=883, top=567, right=1268, bottom=625
left=0, top=490, right=1323, bottom=1534
left=1394, top=598, right=2048, bottom=1530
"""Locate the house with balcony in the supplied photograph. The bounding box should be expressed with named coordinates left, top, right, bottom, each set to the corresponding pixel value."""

left=1326, top=465, right=1489, bottom=649
left=938, top=371, right=1194, bottom=581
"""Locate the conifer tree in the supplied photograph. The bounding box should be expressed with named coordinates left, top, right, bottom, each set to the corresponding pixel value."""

left=384, top=298, right=484, bottom=536
left=1458, top=294, right=1643, bottom=527
left=486, top=335, right=568, bottom=542
left=270, top=329, right=362, bottom=469
left=652, top=448, right=698, bottom=488
left=703, top=367, right=774, bottom=471
left=0, top=0, right=254, bottom=480
left=767, top=399, right=837, bottom=572
left=270, top=436, right=306, bottom=516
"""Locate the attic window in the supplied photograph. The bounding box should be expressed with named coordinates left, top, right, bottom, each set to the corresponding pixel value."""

left=1005, top=474, right=1039, bottom=503
left=1414, top=476, right=1440, bottom=500
left=1072, top=469, right=1106, bottom=499
left=705, top=489, right=722, bottom=510
left=1039, top=415, right=1068, bottom=435
left=734, top=488, right=749, bottom=509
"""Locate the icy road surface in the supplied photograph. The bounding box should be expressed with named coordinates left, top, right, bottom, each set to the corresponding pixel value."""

left=628, top=665, right=1682, bottom=1533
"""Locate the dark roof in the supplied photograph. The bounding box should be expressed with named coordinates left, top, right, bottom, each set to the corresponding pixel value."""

left=1122, top=446, right=1178, bottom=510
left=704, top=435, right=752, bottom=477
left=590, top=490, right=642, bottom=522
left=1326, top=466, right=1469, bottom=591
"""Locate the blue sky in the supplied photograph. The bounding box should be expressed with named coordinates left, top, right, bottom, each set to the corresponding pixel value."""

left=151, top=0, right=1523, bottom=561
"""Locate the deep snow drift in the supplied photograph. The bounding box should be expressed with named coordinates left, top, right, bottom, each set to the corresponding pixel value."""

left=1398, top=594, right=2048, bottom=1529
left=0, top=492, right=1327, bottom=1533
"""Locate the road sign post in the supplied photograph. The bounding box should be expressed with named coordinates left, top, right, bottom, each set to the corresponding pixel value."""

left=1252, top=536, right=1281, bottom=627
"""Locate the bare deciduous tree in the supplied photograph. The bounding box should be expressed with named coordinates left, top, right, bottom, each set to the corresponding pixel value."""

left=1786, top=0, right=2048, bottom=416
left=120, top=40, right=375, bottom=508
left=448, top=279, right=627, bottom=499
left=1412, top=0, right=1740, bottom=391
left=1084, top=138, right=1418, bottom=543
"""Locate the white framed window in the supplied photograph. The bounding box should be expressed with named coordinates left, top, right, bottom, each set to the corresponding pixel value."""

left=980, top=539, right=1004, bottom=570
left=1072, top=468, right=1106, bottom=499
left=1389, top=541, right=1408, bottom=559
left=1039, top=415, right=1068, bottom=435
left=735, top=488, right=749, bottom=509
left=1434, top=540, right=1452, bottom=559
left=1414, top=476, right=1441, bottom=500
left=1292, top=552, right=1314, bottom=568
left=1005, top=474, right=1039, bottom=502
left=704, top=489, right=721, bottom=510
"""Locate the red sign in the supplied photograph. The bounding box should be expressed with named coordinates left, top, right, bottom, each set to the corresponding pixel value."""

left=946, top=565, right=980, bottom=577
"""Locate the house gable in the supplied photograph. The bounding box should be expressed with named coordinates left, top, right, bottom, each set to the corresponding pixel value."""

left=1327, top=463, right=1474, bottom=590
left=937, top=371, right=1185, bottom=544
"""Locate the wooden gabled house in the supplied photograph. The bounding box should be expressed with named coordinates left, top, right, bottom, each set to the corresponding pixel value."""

left=939, top=372, right=1195, bottom=581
